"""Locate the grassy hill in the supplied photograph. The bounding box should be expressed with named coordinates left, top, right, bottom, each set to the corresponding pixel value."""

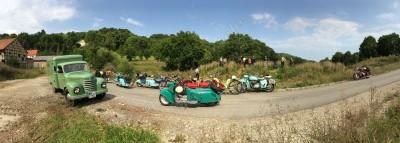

left=133, top=56, right=400, bottom=89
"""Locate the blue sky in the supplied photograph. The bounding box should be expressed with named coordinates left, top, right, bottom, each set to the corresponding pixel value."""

left=1, top=0, right=400, bottom=60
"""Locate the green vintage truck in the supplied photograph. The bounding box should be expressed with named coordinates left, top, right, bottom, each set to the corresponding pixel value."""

left=47, top=55, right=107, bottom=106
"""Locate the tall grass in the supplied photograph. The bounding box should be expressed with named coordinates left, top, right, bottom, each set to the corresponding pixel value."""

left=309, top=91, right=400, bottom=143
left=0, top=63, right=45, bottom=81
left=35, top=108, right=160, bottom=143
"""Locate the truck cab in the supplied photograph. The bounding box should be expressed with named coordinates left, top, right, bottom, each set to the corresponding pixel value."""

left=47, top=55, right=107, bottom=106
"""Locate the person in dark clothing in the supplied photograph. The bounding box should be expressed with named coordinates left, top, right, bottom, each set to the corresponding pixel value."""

left=95, top=70, right=101, bottom=77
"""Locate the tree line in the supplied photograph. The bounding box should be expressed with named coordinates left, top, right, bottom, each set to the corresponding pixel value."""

left=328, top=33, right=400, bottom=65
left=1, top=28, right=306, bottom=72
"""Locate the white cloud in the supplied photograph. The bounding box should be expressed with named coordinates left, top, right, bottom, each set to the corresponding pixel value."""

left=120, top=17, right=144, bottom=27
left=251, top=12, right=277, bottom=28
left=0, top=0, right=76, bottom=34
left=271, top=18, right=362, bottom=60
left=284, top=17, right=313, bottom=32
left=377, top=12, right=397, bottom=21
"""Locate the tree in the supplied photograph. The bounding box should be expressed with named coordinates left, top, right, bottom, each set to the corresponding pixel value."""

left=219, top=33, right=276, bottom=62
left=331, top=52, right=343, bottom=63
left=160, top=31, right=205, bottom=71
left=359, top=36, right=378, bottom=59
left=377, top=33, right=400, bottom=56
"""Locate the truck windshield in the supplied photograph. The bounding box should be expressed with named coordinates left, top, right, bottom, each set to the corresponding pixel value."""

left=63, top=63, right=88, bottom=73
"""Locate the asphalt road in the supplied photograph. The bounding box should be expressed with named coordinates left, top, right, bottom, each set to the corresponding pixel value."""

left=107, top=69, right=400, bottom=119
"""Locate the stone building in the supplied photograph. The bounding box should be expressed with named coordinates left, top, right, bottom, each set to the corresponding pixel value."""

left=0, top=38, right=27, bottom=66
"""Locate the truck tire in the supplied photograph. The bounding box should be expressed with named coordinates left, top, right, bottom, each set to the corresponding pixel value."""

left=63, top=90, right=77, bottom=107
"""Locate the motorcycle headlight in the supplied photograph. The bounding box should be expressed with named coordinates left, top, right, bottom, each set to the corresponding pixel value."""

left=101, top=82, right=107, bottom=88
left=73, top=87, right=80, bottom=94
left=175, top=86, right=184, bottom=94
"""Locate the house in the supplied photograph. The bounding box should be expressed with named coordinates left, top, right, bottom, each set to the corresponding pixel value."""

left=0, top=38, right=26, bottom=65
left=27, top=49, right=38, bottom=59
left=32, top=56, right=53, bottom=69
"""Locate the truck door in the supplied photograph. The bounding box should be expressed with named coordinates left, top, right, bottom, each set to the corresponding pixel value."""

left=56, top=65, right=66, bottom=89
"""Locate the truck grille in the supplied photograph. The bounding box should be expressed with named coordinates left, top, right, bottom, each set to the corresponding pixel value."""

left=83, top=80, right=96, bottom=93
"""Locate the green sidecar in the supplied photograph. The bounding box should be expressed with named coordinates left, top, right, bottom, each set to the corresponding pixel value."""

left=159, top=82, right=221, bottom=106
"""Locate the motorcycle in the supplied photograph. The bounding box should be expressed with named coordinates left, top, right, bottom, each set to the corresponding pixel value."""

left=226, top=74, right=276, bottom=94
left=353, top=66, right=371, bottom=80
left=135, top=76, right=160, bottom=88
left=114, top=74, right=132, bottom=88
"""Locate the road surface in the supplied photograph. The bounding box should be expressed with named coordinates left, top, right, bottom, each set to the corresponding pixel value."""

left=107, top=69, right=400, bottom=119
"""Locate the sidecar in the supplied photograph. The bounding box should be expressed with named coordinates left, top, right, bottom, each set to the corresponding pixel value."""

left=135, top=78, right=160, bottom=88
left=159, top=82, right=221, bottom=106
left=114, top=75, right=132, bottom=88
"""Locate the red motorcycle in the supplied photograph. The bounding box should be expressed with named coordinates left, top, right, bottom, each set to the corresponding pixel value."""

left=353, top=66, right=371, bottom=80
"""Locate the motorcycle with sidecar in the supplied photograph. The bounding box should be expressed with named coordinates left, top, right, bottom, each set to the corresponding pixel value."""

left=226, top=74, right=276, bottom=94
left=158, top=79, right=223, bottom=106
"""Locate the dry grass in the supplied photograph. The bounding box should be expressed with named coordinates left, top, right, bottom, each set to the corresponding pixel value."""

left=0, top=63, right=45, bottom=81
left=131, top=56, right=400, bottom=89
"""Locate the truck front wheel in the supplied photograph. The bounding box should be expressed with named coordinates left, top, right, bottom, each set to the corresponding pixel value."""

left=63, top=90, right=77, bottom=106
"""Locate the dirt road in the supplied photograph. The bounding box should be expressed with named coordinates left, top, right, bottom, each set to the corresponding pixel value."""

left=108, top=69, right=400, bottom=119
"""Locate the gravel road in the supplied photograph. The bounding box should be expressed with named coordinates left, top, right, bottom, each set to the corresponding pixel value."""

left=107, top=69, right=400, bottom=119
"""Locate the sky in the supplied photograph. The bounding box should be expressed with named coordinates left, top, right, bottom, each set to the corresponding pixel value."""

left=1, top=0, right=400, bottom=60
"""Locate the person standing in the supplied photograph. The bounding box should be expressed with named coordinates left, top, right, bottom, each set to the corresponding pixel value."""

left=195, top=67, right=200, bottom=80
left=281, top=56, right=286, bottom=67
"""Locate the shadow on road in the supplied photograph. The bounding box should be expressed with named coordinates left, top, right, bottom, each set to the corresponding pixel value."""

left=74, top=94, right=117, bottom=108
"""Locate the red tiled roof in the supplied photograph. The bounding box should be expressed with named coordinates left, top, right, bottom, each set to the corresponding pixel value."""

left=27, top=50, right=38, bottom=56
left=0, top=38, right=15, bottom=50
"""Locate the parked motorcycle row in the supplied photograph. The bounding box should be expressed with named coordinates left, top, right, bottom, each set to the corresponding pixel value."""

left=111, top=73, right=276, bottom=106
left=112, top=65, right=371, bottom=107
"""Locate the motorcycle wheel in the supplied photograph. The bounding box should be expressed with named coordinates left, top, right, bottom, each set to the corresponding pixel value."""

left=353, top=73, right=360, bottom=80
left=228, top=80, right=241, bottom=95
left=159, top=95, right=170, bottom=106
left=267, top=84, right=275, bottom=92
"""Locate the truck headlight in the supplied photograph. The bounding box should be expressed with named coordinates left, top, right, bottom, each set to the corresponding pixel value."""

left=101, top=82, right=107, bottom=88
left=73, top=87, right=80, bottom=94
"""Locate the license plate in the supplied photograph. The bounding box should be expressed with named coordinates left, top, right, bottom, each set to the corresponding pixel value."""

left=88, top=92, right=96, bottom=99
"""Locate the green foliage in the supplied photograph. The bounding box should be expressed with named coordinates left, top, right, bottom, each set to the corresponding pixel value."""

left=359, top=36, right=378, bottom=59
left=121, top=36, right=150, bottom=60
left=331, top=51, right=359, bottom=66
left=377, top=33, right=400, bottom=56
left=160, top=31, right=205, bottom=70
left=219, top=33, right=276, bottom=62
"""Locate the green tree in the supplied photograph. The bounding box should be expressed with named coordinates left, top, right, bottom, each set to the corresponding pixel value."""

left=160, top=31, right=205, bottom=71
left=331, top=52, right=344, bottom=63
left=359, top=36, right=378, bottom=59
left=377, top=33, right=400, bottom=56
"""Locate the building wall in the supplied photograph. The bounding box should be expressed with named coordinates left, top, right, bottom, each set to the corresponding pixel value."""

left=0, top=52, right=4, bottom=62
left=33, top=61, right=47, bottom=69
left=3, top=41, right=26, bottom=64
